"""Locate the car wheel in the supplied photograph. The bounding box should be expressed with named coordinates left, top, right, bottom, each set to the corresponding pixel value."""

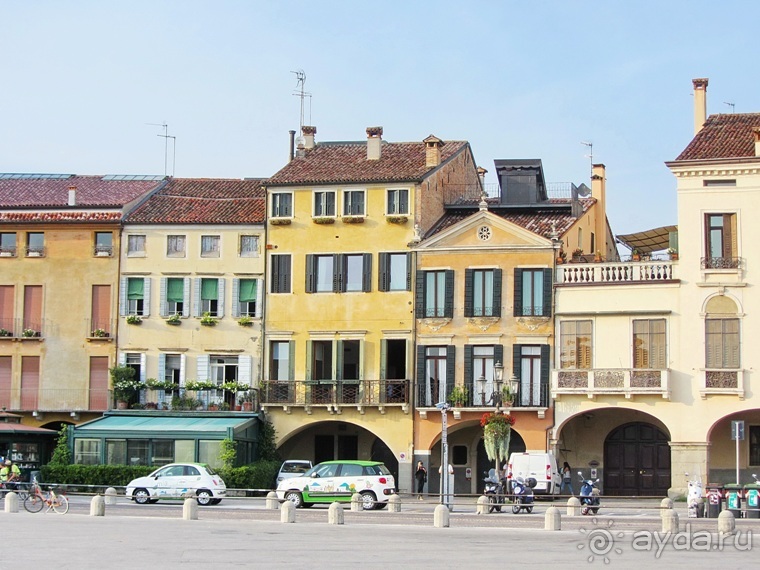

left=133, top=488, right=151, bottom=505
left=526, top=506, right=533, bottom=514
left=360, top=491, right=376, bottom=511
left=284, top=491, right=303, bottom=508
left=374, top=502, right=387, bottom=510
left=512, top=504, right=520, bottom=514
left=210, top=498, right=222, bottom=505
left=196, top=489, right=213, bottom=506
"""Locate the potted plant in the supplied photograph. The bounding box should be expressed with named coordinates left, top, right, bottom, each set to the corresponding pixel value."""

left=237, top=315, right=253, bottom=327
left=166, top=313, right=182, bottom=325
left=269, top=217, right=292, bottom=226
left=21, top=328, right=40, bottom=338
left=667, top=247, right=679, bottom=261
left=126, top=315, right=143, bottom=325
left=0, top=329, right=12, bottom=337
left=447, top=385, right=469, bottom=407
left=111, top=365, right=140, bottom=408
left=556, top=250, right=567, bottom=264
left=239, top=391, right=255, bottom=411
left=502, top=385, right=515, bottom=407
left=594, top=251, right=603, bottom=263
left=631, top=248, right=642, bottom=261
left=91, top=328, right=109, bottom=338
left=170, top=393, right=202, bottom=410
left=200, top=312, right=218, bottom=326
left=342, top=215, right=365, bottom=224
left=572, top=247, right=584, bottom=260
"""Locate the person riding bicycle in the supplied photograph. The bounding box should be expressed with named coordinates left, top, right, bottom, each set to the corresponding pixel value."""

left=1, top=459, right=22, bottom=495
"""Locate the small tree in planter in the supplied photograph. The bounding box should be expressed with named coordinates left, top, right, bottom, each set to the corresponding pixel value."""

left=447, top=385, right=469, bottom=407
left=110, top=365, right=140, bottom=408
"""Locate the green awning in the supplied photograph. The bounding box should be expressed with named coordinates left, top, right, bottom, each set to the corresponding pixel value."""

left=72, top=413, right=258, bottom=439
left=167, top=278, right=184, bottom=303
left=239, top=279, right=257, bottom=302
left=127, top=278, right=144, bottom=300
left=201, top=279, right=218, bottom=300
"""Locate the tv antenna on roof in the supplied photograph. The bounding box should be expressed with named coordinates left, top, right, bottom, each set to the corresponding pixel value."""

left=146, top=122, right=177, bottom=177
left=291, top=69, right=312, bottom=130
left=581, top=141, right=593, bottom=176
left=724, top=101, right=735, bottom=113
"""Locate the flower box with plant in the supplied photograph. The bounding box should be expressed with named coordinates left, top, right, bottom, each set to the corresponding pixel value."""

left=110, top=365, right=141, bottom=403
left=145, top=378, right=178, bottom=391
left=221, top=381, right=251, bottom=393
left=184, top=380, right=217, bottom=391
left=572, top=247, right=584, bottom=258
left=342, top=215, right=365, bottom=224
left=447, top=385, right=469, bottom=406
left=269, top=218, right=292, bottom=226
left=667, top=247, right=679, bottom=260
left=171, top=394, right=202, bottom=410
left=22, top=328, right=40, bottom=338
left=200, top=312, right=218, bottom=326
left=0, top=328, right=12, bottom=337
left=166, top=313, right=182, bottom=325
left=126, top=315, right=143, bottom=325
left=386, top=215, right=408, bottom=224
left=312, top=216, right=335, bottom=225
left=238, top=391, right=255, bottom=410
left=237, top=315, right=253, bottom=327
left=91, top=328, right=109, bottom=338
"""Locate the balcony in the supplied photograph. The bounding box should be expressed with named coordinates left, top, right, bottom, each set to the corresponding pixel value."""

left=552, top=368, right=670, bottom=399
left=260, top=379, right=410, bottom=415
left=416, top=383, right=549, bottom=419
left=0, top=388, right=113, bottom=412
left=557, top=260, right=676, bottom=285
left=701, top=256, right=741, bottom=270
left=86, top=318, right=115, bottom=340
left=0, top=318, right=45, bottom=339
left=701, top=369, right=745, bottom=399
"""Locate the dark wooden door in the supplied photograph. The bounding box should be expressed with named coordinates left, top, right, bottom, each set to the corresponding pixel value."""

left=314, top=435, right=334, bottom=464
left=604, top=422, right=670, bottom=496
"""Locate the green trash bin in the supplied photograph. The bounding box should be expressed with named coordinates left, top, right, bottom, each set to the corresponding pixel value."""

left=744, top=484, right=760, bottom=519
left=724, top=484, right=742, bottom=518
left=705, top=484, right=723, bottom=518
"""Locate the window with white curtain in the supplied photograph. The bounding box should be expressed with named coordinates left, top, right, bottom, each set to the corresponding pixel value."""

left=201, top=235, right=220, bottom=257
left=167, top=235, right=186, bottom=257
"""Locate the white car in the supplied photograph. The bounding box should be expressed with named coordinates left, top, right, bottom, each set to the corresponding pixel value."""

left=276, top=460, right=396, bottom=510
left=276, top=460, right=313, bottom=484
left=125, top=463, right=226, bottom=506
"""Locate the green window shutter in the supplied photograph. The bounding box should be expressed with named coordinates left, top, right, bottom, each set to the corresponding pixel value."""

left=281, top=255, right=291, bottom=293
left=464, top=269, right=474, bottom=317
left=513, top=344, right=522, bottom=380
left=305, top=340, right=312, bottom=381
left=405, top=253, right=412, bottom=291
left=463, top=345, right=473, bottom=389
left=336, top=340, right=343, bottom=381
left=288, top=340, right=295, bottom=381
left=446, top=346, right=456, bottom=401
left=415, top=272, right=425, bottom=318
left=492, top=269, right=502, bottom=318
left=332, top=254, right=341, bottom=293
left=271, top=255, right=280, bottom=293
left=378, top=253, right=388, bottom=292
left=494, top=344, right=504, bottom=368
left=513, top=269, right=524, bottom=317
left=540, top=344, right=550, bottom=387
left=362, top=253, right=372, bottom=292
left=416, top=344, right=426, bottom=400
left=542, top=268, right=553, bottom=317
left=305, top=254, right=315, bottom=293
left=444, top=270, right=455, bottom=318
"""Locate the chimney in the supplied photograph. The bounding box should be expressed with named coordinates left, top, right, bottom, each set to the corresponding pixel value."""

left=477, top=166, right=487, bottom=190
left=753, top=128, right=760, bottom=157
left=423, top=135, right=444, bottom=168
left=68, top=185, right=76, bottom=206
left=591, top=164, right=607, bottom=255
left=366, top=126, right=383, bottom=160
left=288, top=130, right=296, bottom=162
left=302, top=125, right=316, bottom=150
left=693, top=78, right=709, bottom=135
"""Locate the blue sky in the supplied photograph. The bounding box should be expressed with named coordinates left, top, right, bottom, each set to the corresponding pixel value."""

left=1, top=1, right=758, bottom=235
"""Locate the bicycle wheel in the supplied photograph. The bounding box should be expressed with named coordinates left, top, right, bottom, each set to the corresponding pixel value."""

left=24, top=494, right=44, bottom=513
left=51, top=494, right=69, bottom=514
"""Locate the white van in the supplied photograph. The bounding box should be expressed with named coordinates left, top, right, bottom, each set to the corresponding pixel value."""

left=506, top=452, right=561, bottom=496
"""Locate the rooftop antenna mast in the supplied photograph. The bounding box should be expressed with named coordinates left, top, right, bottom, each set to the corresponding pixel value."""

left=581, top=141, right=593, bottom=177
left=724, top=101, right=735, bottom=113
left=147, top=122, right=177, bottom=177
left=291, top=69, right=312, bottom=129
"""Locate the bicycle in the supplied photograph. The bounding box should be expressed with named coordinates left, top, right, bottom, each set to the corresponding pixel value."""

left=23, top=481, right=69, bottom=514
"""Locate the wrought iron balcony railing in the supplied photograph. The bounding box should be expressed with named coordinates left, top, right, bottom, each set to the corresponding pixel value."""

left=416, top=382, right=549, bottom=409
left=260, top=379, right=410, bottom=410
left=701, top=256, right=741, bottom=270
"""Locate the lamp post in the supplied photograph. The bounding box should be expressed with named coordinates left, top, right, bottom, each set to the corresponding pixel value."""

left=435, top=401, right=452, bottom=510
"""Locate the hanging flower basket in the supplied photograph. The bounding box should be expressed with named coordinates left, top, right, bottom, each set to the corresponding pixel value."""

left=481, top=412, right=515, bottom=466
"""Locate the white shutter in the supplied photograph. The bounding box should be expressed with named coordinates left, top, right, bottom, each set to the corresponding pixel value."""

left=160, top=278, right=168, bottom=317
left=231, top=279, right=240, bottom=318
left=119, top=276, right=128, bottom=316
left=118, top=352, right=126, bottom=366
left=158, top=353, right=166, bottom=382
left=140, top=353, right=147, bottom=383
left=217, top=278, right=225, bottom=318
left=197, top=355, right=209, bottom=382
left=238, top=355, right=252, bottom=386
left=143, top=278, right=151, bottom=317
left=192, top=278, right=201, bottom=317
left=182, top=278, right=191, bottom=317
left=255, top=278, right=263, bottom=318
left=180, top=354, right=186, bottom=386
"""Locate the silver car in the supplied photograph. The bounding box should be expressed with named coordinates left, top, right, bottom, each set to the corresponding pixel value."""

left=276, top=460, right=312, bottom=484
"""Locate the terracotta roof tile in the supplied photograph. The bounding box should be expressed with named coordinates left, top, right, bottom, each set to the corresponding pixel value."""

left=126, top=178, right=266, bottom=224
left=0, top=211, right=122, bottom=223
left=0, top=175, right=164, bottom=208
left=675, top=113, right=760, bottom=161
left=266, top=140, right=468, bottom=186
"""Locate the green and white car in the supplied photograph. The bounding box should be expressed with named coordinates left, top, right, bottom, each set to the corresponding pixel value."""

left=276, top=460, right=395, bottom=510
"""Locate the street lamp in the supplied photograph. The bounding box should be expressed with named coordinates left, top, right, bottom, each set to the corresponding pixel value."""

left=435, top=401, right=452, bottom=510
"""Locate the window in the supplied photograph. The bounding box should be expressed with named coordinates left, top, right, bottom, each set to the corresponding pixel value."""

left=515, top=345, right=548, bottom=407
left=705, top=318, right=740, bottom=369
left=210, top=356, right=239, bottom=385
left=750, top=426, right=760, bottom=466
left=91, top=285, right=111, bottom=334
left=379, top=252, right=411, bottom=292
left=343, top=254, right=369, bottom=292
left=125, top=353, right=145, bottom=383
left=126, top=278, right=145, bottom=315
left=387, top=189, right=409, bottom=215
left=704, top=213, right=739, bottom=269
left=465, top=269, right=501, bottom=317
left=26, top=232, right=44, bottom=256
left=23, top=285, right=42, bottom=335
left=164, top=277, right=186, bottom=315
left=0, top=232, right=16, bottom=256
left=633, top=319, right=666, bottom=369
left=270, top=341, right=291, bottom=380
left=239, top=235, right=259, bottom=257
left=127, top=235, right=146, bottom=256
left=560, top=320, right=592, bottom=369
left=271, top=193, right=293, bottom=218
left=465, top=345, right=502, bottom=406
left=514, top=268, right=551, bottom=317
left=94, top=232, right=113, bottom=256
left=74, top=439, right=101, bottom=465
left=343, top=190, right=365, bottom=216
left=270, top=254, right=291, bottom=293
left=416, top=270, right=453, bottom=318
left=315, top=255, right=334, bottom=292
left=236, top=279, right=258, bottom=316
left=311, top=340, right=333, bottom=380
left=314, top=191, right=336, bottom=217
left=306, top=254, right=371, bottom=293
left=418, top=346, right=454, bottom=407
left=0, top=286, right=14, bottom=335
left=163, top=354, right=182, bottom=385
left=201, top=235, right=220, bottom=258
left=199, top=278, right=220, bottom=316
left=340, top=340, right=361, bottom=381
left=167, top=235, right=186, bottom=258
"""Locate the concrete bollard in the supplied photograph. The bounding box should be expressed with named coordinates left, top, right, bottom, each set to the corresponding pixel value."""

left=265, top=491, right=279, bottom=510
left=433, top=504, right=450, bottom=528
left=660, top=497, right=673, bottom=517
left=280, top=500, right=296, bottom=523
left=3, top=492, right=19, bottom=513
left=350, top=493, right=362, bottom=512
left=104, top=487, right=118, bottom=506
left=545, top=506, right=561, bottom=530
left=90, top=495, right=106, bottom=516
left=183, top=497, right=198, bottom=520
left=718, top=510, right=735, bottom=536
left=566, top=496, right=581, bottom=517
left=328, top=502, right=344, bottom=525
left=476, top=495, right=489, bottom=515
left=387, top=494, right=401, bottom=513
left=662, top=509, right=679, bottom=533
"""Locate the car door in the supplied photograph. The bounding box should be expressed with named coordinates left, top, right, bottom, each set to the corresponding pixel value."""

left=336, top=462, right=364, bottom=497
left=155, top=465, right=184, bottom=498
left=304, top=463, right=337, bottom=502
left=182, top=465, right=202, bottom=495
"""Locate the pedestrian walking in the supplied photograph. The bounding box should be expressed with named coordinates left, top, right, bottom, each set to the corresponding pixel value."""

left=415, top=461, right=427, bottom=500
left=560, top=461, right=573, bottom=495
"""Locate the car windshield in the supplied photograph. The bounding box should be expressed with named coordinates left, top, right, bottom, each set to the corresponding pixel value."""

left=281, top=462, right=311, bottom=474
left=202, top=465, right=218, bottom=476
